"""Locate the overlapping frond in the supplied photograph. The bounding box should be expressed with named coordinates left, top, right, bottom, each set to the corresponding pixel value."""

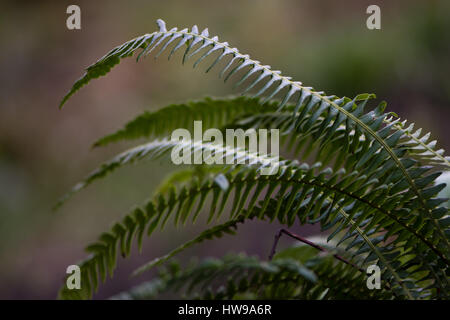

left=59, top=156, right=448, bottom=299
left=112, top=248, right=393, bottom=300
left=113, top=254, right=317, bottom=300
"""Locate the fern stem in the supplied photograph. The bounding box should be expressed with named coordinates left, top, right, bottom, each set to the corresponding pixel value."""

left=267, top=228, right=403, bottom=299
left=268, top=228, right=363, bottom=272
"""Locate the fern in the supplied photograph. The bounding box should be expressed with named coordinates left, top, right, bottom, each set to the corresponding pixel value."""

left=58, top=19, right=449, bottom=300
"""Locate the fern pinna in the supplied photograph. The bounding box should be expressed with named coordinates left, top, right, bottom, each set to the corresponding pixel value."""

left=58, top=19, right=449, bottom=300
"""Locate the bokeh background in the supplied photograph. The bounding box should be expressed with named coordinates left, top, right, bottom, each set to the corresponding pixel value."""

left=0, top=0, right=449, bottom=299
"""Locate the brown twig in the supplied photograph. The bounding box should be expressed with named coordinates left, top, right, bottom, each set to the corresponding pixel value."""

left=268, top=228, right=402, bottom=297
left=268, top=228, right=363, bottom=273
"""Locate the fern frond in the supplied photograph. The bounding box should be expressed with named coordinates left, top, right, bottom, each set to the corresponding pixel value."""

left=93, top=96, right=277, bottom=147
left=59, top=156, right=448, bottom=299
left=112, top=248, right=393, bottom=300
left=114, top=254, right=318, bottom=300
left=263, top=196, right=448, bottom=298
left=54, top=137, right=284, bottom=209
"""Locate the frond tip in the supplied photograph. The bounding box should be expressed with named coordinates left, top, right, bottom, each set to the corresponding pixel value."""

left=59, top=18, right=306, bottom=109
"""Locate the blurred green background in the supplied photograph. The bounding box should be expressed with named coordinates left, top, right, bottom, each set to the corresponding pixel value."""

left=0, top=0, right=449, bottom=299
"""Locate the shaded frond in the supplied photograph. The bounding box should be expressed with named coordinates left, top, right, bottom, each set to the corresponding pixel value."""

left=54, top=137, right=284, bottom=209
left=112, top=248, right=393, bottom=300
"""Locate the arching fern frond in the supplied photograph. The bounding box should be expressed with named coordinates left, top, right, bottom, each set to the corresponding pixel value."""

left=54, top=137, right=284, bottom=209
